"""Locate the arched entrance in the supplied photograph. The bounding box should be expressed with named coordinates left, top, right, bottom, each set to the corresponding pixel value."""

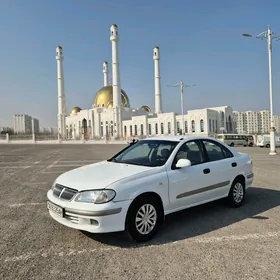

left=82, top=118, right=88, bottom=138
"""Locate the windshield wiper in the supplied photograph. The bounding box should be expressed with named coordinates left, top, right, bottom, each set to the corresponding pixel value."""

left=120, top=161, right=144, bottom=166
left=107, top=158, right=119, bottom=163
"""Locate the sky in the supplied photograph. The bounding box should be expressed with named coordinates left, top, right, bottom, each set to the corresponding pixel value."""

left=1, top=0, right=280, bottom=128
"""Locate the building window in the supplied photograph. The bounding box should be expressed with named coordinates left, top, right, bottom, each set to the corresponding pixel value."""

left=140, top=124, right=144, bottom=135
left=111, top=125, right=113, bottom=136
left=101, top=126, right=103, bottom=137
left=200, top=119, right=204, bottom=132
left=191, top=120, right=195, bottom=132
left=209, top=119, right=212, bottom=132
left=148, top=124, right=152, bottom=135
left=154, top=52, right=156, bottom=56
left=134, top=125, right=137, bottom=136
left=160, top=122, right=164, bottom=134
left=185, top=121, right=188, bottom=133
left=130, top=125, right=132, bottom=136
left=177, top=121, right=180, bottom=134
left=155, top=123, right=158, bottom=134
left=168, top=122, right=171, bottom=134
left=124, top=125, right=127, bottom=136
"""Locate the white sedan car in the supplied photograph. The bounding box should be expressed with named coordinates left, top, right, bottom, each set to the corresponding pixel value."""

left=47, top=136, right=254, bottom=242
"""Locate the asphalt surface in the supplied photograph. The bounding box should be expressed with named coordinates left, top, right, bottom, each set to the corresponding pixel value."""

left=0, top=144, right=280, bottom=280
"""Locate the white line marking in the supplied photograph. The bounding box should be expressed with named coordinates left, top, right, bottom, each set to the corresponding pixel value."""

left=7, top=202, right=46, bottom=208
left=3, top=231, right=280, bottom=263
left=195, top=231, right=280, bottom=243
left=58, top=160, right=97, bottom=163
left=46, top=160, right=59, bottom=169
left=0, top=166, right=31, bottom=169
left=41, top=171, right=66, bottom=174
left=28, top=182, right=49, bottom=185
left=51, top=164, right=84, bottom=167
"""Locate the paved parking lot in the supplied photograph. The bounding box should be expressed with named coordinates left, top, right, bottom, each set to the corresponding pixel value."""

left=0, top=144, right=280, bottom=280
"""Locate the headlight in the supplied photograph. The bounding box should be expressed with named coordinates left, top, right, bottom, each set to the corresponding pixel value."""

left=74, top=189, right=116, bottom=204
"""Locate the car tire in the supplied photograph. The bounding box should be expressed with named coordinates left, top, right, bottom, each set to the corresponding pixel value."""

left=125, top=195, right=163, bottom=242
left=266, top=144, right=270, bottom=148
left=227, top=177, right=246, bottom=208
left=230, top=143, right=234, bottom=147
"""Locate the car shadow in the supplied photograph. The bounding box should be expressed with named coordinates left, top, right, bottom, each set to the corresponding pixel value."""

left=81, top=187, right=280, bottom=248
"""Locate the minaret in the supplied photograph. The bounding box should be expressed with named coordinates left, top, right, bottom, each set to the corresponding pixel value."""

left=110, top=24, right=122, bottom=138
left=56, top=45, right=66, bottom=140
left=103, top=61, right=109, bottom=86
left=153, top=46, right=163, bottom=114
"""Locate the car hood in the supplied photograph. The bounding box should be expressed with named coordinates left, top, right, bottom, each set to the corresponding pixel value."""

left=55, top=160, right=153, bottom=191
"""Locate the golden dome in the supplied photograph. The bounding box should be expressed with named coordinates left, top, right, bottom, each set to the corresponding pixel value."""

left=140, top=105, right=152, bottom=112
left=93, top=85, right=130, bottom=108
left=70, top=106, right=81, bottom=115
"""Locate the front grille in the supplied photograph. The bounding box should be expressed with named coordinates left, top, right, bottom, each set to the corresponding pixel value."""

left=53, top=184, right=78, bottom=201
left=65, top=214, right=79, bottom=224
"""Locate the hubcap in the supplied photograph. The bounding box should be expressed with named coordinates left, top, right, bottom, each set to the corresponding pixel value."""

left=135, top=204, right=157, bottom=235
left=233, top=183, right=244, bottom=203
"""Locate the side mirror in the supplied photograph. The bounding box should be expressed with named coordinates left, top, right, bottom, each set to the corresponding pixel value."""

left=175, top=159, right=191, bottom=169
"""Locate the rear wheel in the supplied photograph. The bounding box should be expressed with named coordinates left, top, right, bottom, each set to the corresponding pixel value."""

left=125, top=195, right=163, bottom=242
left=227, top=177, right=246, bottom=207
left=230, top=142, right=234, bottom=147
left=266, top=144, right=270, bottom=148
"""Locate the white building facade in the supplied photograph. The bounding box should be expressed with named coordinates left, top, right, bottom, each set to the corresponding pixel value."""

left=233, top=110, right=280, bottom=134
left=13, top=114, right=32, bottom=134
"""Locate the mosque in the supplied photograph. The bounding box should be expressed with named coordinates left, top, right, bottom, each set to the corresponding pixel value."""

left=56, top=24, right=235, bottom=140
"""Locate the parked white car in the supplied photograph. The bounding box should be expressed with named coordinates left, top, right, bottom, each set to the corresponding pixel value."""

left=47, top=136, right=254, bottom=242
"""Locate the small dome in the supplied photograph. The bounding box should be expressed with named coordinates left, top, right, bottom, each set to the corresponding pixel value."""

left=140, top=105, right=152, bottom=112
left=70, top=106, right=81, bottom=115
left=93, top=85, right=130, bottom=108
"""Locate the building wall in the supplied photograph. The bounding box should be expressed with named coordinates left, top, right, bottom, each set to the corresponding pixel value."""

left=13, top=114, right=32, bottom=134
left=33, top=118, right=40, bottom=134
left=65, top=105, right=235, bottom=139
left=122, top=106, right=234, bottom=138
left=233, top=109, right=280, bottom=134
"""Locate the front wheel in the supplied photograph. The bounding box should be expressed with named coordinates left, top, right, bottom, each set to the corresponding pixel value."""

left=266, top=144, right=270, bottom=148
left=125, top=196, right=163, bottom=242
left=227, top=178, right=246, bottom=207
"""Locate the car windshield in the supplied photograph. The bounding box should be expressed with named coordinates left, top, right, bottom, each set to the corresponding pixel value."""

left=108, top=140, right=179, bottom=167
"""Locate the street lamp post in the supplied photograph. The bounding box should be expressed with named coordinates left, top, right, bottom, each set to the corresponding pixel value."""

left=242, top=25, right=279, bottom=155
left=167, top=81, right=196, bottom=135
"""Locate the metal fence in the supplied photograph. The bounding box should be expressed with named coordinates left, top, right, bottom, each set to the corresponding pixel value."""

left=35, top=134, right=58, bottom=141
left=9, top=134, right=33, bottom=140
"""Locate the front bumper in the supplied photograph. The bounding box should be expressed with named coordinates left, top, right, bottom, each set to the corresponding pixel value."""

left=46, top=189, right=132, bottom=233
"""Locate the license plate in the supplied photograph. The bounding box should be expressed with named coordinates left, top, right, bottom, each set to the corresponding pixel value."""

left=47, top=201, right=64, bottom=218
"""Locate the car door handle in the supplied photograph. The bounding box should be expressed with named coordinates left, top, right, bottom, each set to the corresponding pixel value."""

left=203, top=168, right=210, bottom=174
left=232, top=162, right=237, bottom=167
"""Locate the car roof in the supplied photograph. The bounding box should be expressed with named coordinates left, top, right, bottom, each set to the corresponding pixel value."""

left=141, top=135, right=239, bottom=156
left=143, top=135, right=219, bottom=142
